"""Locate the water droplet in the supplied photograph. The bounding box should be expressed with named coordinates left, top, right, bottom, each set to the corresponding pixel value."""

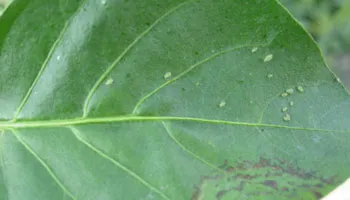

left=264, top=54, right=273, bottom=62
left=286, top=88, right=294, bottom=94
left=283, top=113, right=291, bottom=121
left=282, top=107, right=288, bottom=112
left=164, top=72, right=172, bottom=79
left=281, top=92, right=288, bottom=97
left=251, top=47, right=258, bottom=53
left=297, top=86, right=304, bottom=93
left=218, top=100, right=226, bottom=108
left=105, top=78, right=113, bottom=85
left=290, top=101, right=294, bottom=106
left=267, top=74, right=273, bottom=78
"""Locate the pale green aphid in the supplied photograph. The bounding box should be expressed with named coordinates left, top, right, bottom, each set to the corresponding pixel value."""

left=101, top=0, right=107, bottom=5
left=286, top=88, right=294, bottom=94
left=290, top=101, right=294, bottom=106
left=282, top=107, right=288, bottom=112
left=283, top=113, right=291, bottom=121
left=281, top=92, right=288, bottom=97
left=164, top=72, right=172, bottom=79
left=105, top=78, right=113, bottom=85
left=264, top=54, right=273, bottom=62
left=267, top=74, right=273, bottom=78
left=297, top=86, right=304, bottom=92
left=251, top=47, right=258, bottom=53
left=219, top=100, right=226, bottom=108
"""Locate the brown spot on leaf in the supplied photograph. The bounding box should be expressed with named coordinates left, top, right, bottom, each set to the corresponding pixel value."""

left=264, top=180, right=278, bottom=189
left=216, top=190, right=227, bottom=199
left=191, top=157, right=338, bottom=200
left=312, top=191, right=323, bottom=199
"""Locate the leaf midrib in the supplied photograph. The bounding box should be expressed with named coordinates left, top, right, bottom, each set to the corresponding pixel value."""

left=0, top=116, right=348, bottom=133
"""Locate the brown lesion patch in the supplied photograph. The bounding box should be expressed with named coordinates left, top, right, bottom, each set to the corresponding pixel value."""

left=191, top=157, right=338, bottom=200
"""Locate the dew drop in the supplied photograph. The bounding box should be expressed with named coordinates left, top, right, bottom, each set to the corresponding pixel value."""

left=251, top=47, right=258, bottom=53
left=218, top=100, right=226, bottom=108
left=264, top=54, right=273, bottom=62
left=297, top=86, right=304, bottom=93
left=164, top=72, right=172, bottom=79
left=105, top=78, right=113, bottom=85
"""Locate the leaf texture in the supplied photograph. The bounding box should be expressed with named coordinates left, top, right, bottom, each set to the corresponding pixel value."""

left=0, top=0, right=349, bottom=199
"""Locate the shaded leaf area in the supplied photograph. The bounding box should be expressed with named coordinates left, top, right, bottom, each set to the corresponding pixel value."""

left=0, top=0, right=349, bottom=199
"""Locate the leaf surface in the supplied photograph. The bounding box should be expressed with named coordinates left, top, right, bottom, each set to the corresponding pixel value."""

left=0, top=0, right=349, bottom=199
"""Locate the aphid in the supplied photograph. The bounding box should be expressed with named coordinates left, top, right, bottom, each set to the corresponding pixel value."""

left=282, top=107, right=288, bottom=112
left=281, top=92, right=288, bottom=97
left=267, top=74, right=273, bottom=78
left=57, top=55, right=61, bottom=60
left=283, top=113, right=291, bottom=121
left=164, top=72, right=172, bottom=79
left=336, top=78, right=341, bottom=83
left=195, top=82, right=200, bottom=86
left=290, top=101, right=294, bottom=106
left=251, top=47, right=258, bottom=53
left=101, top=0, right=107, bottom=5
left=105, top=78, right=113, bottom=85
left=286, top=88, right=294, bottom=94
left=218, top=100, right=226, bottom=108
left=264, top=54, right=273, bottom=62
left=297, top=86, right=304, bottom=93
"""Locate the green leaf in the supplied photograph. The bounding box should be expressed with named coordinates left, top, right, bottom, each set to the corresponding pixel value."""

left=0, top=0, right=349, bottom=199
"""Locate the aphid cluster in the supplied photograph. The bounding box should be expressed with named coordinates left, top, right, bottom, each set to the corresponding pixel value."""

left=218, top=100, right=226, bottom=108
left=251, top=47, right=258, bottom=53
left=283, top=113, right=291, bottom=122
left=264, top=54, right=273, bottom=62
left=105, top=78, right=114, bottom=85
left=279, top=85, right=305, bottom=122
left=164, top=72, right=172, bottom=80
left=280, top=85, right=304, bottom=98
